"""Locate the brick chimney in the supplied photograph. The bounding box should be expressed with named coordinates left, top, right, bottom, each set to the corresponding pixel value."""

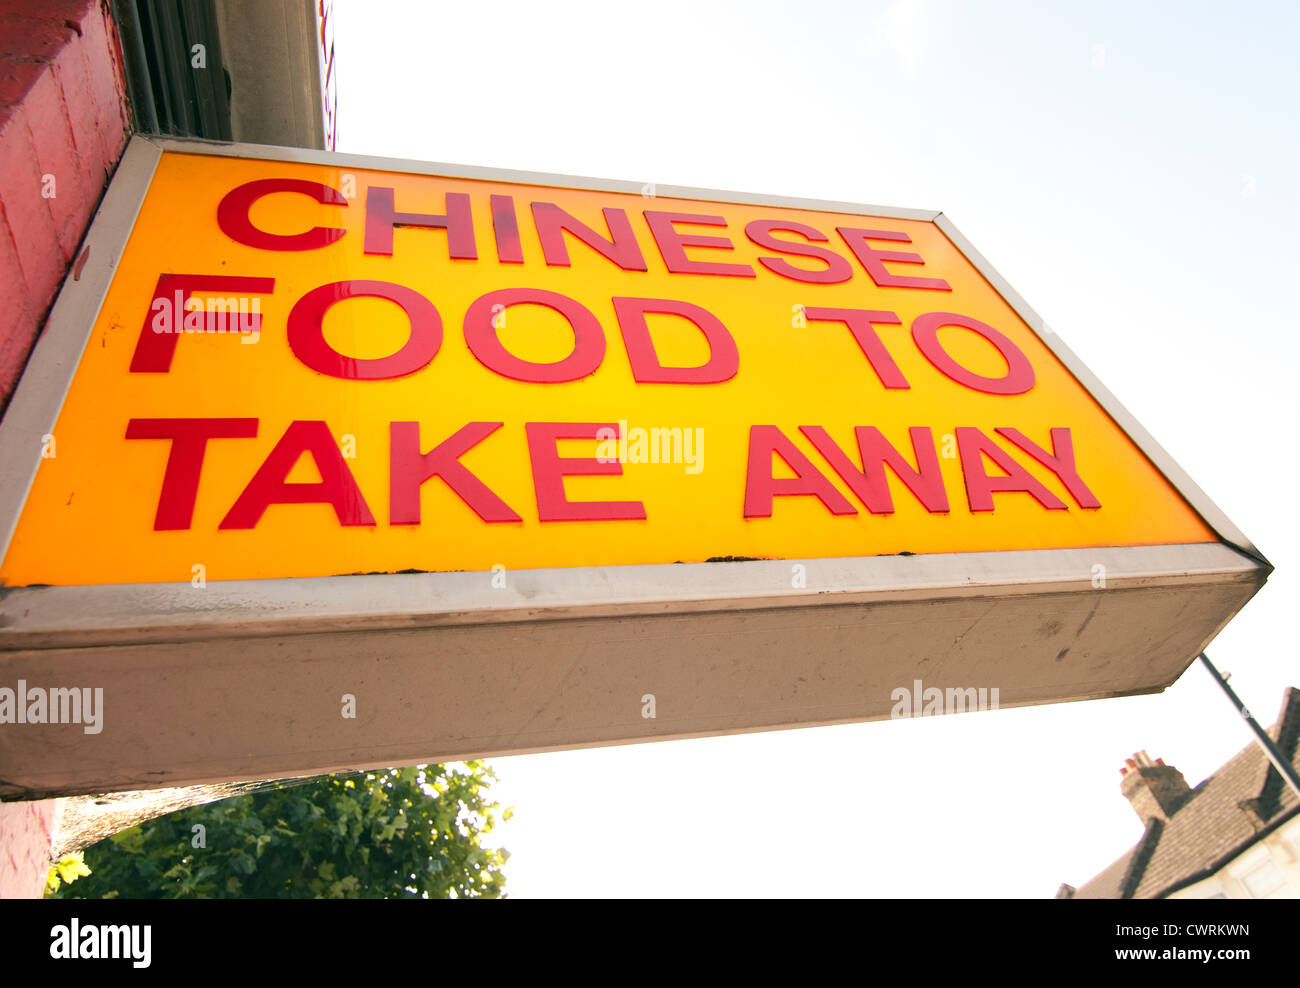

left=1119, top=750, right=1191, bottom=823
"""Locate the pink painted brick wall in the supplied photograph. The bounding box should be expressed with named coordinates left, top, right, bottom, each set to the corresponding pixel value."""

left=0, top=0, right=130, bottom=417
left=0, top=799, right=57, bottom=898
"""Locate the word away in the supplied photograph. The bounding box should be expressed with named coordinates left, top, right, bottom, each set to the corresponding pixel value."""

left=125, top=418, right=1098, bottom=531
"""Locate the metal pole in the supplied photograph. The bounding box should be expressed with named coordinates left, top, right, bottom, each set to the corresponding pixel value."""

left=1198, top=652, right=1300, bottom=801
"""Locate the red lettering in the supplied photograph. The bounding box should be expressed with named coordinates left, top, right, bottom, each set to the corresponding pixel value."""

left=217, top=178, right=347, bottom=251
left=390, top=421, right=522, bottom=524
left=220, top=420, right=377, bottom=528
left=490, top=194, right=524, bottom=264
left=745, top=220, right=852, bottom=284
left=912, top=312, right=1035, bottom=395
left=956, top=427, right=1067, bottom=512
left=836, top=228, right=951, bottom=291
left=525, top=422, right=646, bottom=521
left=804, top=307, right=910, bottom=389
left=612, top=297, right=739, bottom=384
left=801, top=426, right=949, bottom=514
left=532, top=202, right=647, bottom=270
left=130, top=274, right=275, bottom=373
left=125, top=417, right=259, bottom=530
left=464, top=288, right=605, bottom=383
left=644, top=211, right=755, bottom=278
left=743, top=425, right=856, bottom=518
left=364, top=186, right=476, bottom=259
left=995, top=427, right=1100, bottom=509
left=286, top=280, right=442, bottom=380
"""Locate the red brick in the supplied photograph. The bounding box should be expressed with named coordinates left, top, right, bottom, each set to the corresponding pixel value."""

left=0, top=54, right=44, bottom=106
left=0, top=0, right=126, bottom=414
left=0, top=19, right=76, bottom=60
left=0, top=308, right=37, bottom=408
left=0, top=106, right=63, bottom=308
left=0, top=218, right=38, bottom=407
left=0, top=0, right=88, bottom=22
left=77, top=0, right=128, bottom=162
left=0, top=193, right=21, bottom=289
left=49, top=17, right=111, bottom=170
left=20, top=67, right=90, bottom=262
left=0, top=209, right=26, bottom=327
left=0, top=799, right=57, bottom=899
left=58, top=0, right=99, bottom=35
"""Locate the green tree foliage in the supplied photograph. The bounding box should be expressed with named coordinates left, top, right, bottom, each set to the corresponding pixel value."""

left=52, top=763, right=510, bottom=899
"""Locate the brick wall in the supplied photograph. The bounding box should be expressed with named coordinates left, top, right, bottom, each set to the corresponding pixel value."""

left=0, top=799, right=58, bottom=897
left=0, top=0, right=131, bottom=416
left=0, top=0, right=131, bottom=898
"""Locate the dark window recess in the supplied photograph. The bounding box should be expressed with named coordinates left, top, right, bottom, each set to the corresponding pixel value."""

left=112, top=0, right=232, bottom=140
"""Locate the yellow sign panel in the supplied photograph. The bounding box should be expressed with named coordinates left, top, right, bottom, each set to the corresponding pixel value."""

left=1, top=151, right=1214, bottom=586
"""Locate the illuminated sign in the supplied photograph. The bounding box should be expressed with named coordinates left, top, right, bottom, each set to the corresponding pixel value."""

left=0, top=149, right=1218, bottom=586
left=0, top=137, right=1269, bottom=798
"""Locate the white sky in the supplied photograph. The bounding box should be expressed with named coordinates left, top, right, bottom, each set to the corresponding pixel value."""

left=330, top=0, right=1300, bottom=897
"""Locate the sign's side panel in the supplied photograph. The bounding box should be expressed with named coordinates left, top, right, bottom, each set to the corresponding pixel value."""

left=0, top=568, right=1263, bottom=797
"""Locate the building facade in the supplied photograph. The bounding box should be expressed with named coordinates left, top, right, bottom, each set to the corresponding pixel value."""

left=1058, top=688, right=1300, bottom=899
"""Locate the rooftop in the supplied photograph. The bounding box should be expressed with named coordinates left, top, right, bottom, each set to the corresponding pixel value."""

left=1059, top=686, right=1300, bottom=899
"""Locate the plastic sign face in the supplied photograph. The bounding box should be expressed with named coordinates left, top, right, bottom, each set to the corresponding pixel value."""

left=0, top=150, right=1215, bottom=586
